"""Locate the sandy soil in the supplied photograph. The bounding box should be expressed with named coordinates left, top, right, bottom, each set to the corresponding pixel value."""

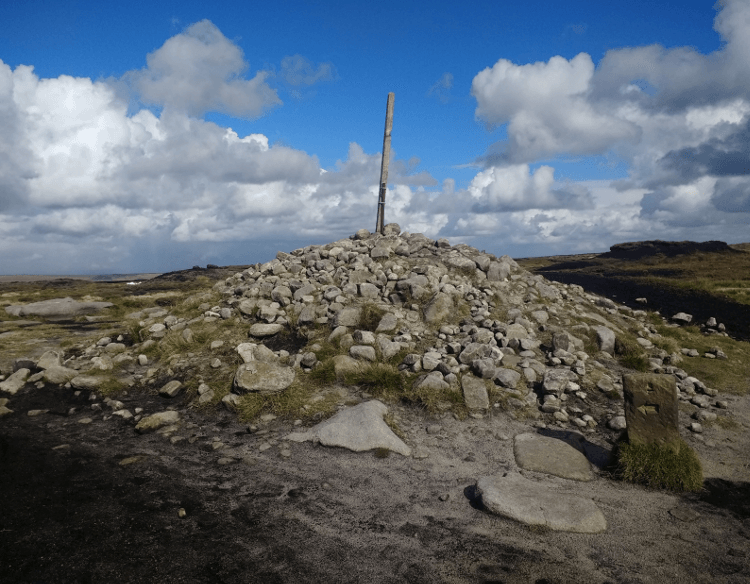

left=1, top=376, right=749, bottom=584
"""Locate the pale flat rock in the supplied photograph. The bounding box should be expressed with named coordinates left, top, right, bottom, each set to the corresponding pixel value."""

left=5, top=297, right=113, bottom=318
left=286, top=400, right=411, bottom=456
left=476, top=472, right=607, bottom=533
left=514, top=432, right=593, bottom=481
left=42, top=366, right=79, bottom=385
left=248, top=323, right=283, bottom=337
left=0, top=368, right=30, bottom=395
left=135, top=410, right=180, bottom=433
left=233, top=362, right=295, bottom=394
left=70, top=375, right=104, bottom=391
left=461, top=374, right=489, bottom=410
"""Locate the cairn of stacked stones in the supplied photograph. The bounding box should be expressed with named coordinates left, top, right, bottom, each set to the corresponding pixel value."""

left=0, top=224, right=731, bottom=440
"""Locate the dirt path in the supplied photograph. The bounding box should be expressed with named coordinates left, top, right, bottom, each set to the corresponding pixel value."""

left=2, top=380, right=749, bottom=584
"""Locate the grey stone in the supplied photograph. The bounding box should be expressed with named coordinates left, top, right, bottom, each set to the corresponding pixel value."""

left=461, top=374, right=489, bottom=410
left=332, top=355, right=362, bottom=378
left=159, top=380, right=183, bottom=398
left=593, top=326, right=616, bottom=355
left=514, top=432, right=593, bottom=481
left=459, top=343, right=494, bottom=365
left=423, top=293, right=454, bottom=325
left=350, top=345, right=377, bottom=361
left=136, top=411, right=180, bottom=433
left=486, top=261, right=511, bottom=282
left=70, top=376, right=103, bottom=391
left=414, top=371, right=450, bottom=392
left=476, top=473, right=606, bottom=533
left=376, top=313, right=398, bottom=332
left=0, top=368, right=30, bottom=395
left=382, top=223, right=401, bottom=236
left=672, top=312, right=693, bottom=324
left=233, top=362, right=295, bottom=395
left=285, top=400, right=411, bottom=456
left=492, top=368, right=521, bottom=389
left=248, top=323, right=283, bottom=337
left=542, top=369, right=577, bottom=396
left=42, top=366, right=78, bottom=385
left=471, top=358, right=496, bottom=379
left=37, top=350, right=62, bottom=369
left=334, top=307, right=362, bottom=327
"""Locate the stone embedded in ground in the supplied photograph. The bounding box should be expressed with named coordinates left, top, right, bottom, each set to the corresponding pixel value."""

left=414, top=371, right=450, bottom=392
left=0, top=368, right=30, bottom=395
left=285, top=400, right=411, bottom=456
left=476, top=472, right=607, bottom=533
left=135, top=410, right=181, bottom=433
left=248, top=323, right=284, bottom=337
left=672, top=312, right=693, bottom=324
left=233, top=362, right=295, bottom=395
left=159, top=380, right=183, bottom=398
left=461, top=374, right=489, bottom=410
left=422, top=292, right=455, bottom=325
left=542, top=368, right=577, bottom=396
left=623, top=373, right=681, bottom=450
left=513, top=432, right=594, bottom=481
left=332, top=355, right=361, bottom=378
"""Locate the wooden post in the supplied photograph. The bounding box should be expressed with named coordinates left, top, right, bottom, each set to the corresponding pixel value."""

left=375, top=92, right=394, bottom=235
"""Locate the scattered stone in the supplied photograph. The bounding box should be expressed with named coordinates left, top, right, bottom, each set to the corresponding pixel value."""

left=248, top=323, right=284, bottom=337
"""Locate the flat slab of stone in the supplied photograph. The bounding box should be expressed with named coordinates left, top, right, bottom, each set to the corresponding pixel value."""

left=514, top=432, right=593, bottom=481
left=135, top=411, right=180, bottom=433
left=5, top=297, right=113, bottom=318
left=0, top=368, right=30, bottom=395
left=286, top=400, right=411, bottom=456
left=233, top=362, right=295, bottom=395
left=461, top=374, right=489, bottom=410
left=476, top=473, right=607, bottom=533
left=248, top=323, right=284, bottom=337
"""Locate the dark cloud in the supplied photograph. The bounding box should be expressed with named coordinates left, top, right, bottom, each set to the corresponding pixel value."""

left=711, top=177, right=750, bottom=212
left=658, top=116, right=750, bottom=181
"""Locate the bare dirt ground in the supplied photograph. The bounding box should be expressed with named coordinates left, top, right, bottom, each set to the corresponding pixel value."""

left=1, top=255, right=749, bottom=584
left=1, top=367, right=749, bottom=584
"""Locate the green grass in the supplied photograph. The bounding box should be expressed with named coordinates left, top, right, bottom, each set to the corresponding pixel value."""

left=235, top=382, right=341, bottom=423
left=655, top=323, right=750, bottom=395
left=614, top=335, right=650, bottom=372
left=359, top=302, right=386, bottom=331
left=609, top=438, right=704, bottom=492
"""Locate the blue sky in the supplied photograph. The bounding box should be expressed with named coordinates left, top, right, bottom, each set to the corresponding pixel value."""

left=0, top=0, right=748, bottom=274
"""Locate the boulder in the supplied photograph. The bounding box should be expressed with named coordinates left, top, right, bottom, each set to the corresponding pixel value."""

left=42, top=366, right=78, bottom=385
left=513, top=432, right=593, bottom=481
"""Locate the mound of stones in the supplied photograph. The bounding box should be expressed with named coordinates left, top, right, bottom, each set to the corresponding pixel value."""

left=1, top=225, right=733, bottom=439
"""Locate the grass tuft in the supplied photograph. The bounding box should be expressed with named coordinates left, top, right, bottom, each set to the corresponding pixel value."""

left=609, top=438, right=703, bottom=492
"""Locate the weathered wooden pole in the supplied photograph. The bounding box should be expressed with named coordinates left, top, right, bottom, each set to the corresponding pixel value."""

left=375, top=92, right=394, bottom=234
